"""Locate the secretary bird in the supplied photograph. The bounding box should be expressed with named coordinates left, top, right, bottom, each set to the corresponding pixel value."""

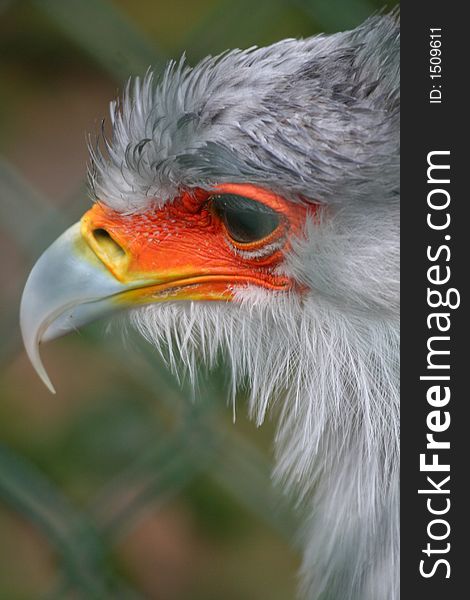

left=20, top=13, right=399, bottom=600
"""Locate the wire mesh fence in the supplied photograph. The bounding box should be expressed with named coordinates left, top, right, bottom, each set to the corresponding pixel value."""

left=0, top=1, right=396, bottom=597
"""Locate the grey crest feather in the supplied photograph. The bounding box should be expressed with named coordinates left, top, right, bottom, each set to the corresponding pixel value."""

left=90, top=13, right=399, bottom=213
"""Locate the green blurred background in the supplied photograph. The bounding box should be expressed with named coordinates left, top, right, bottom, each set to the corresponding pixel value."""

left=0, top=1, right=397, bottom=598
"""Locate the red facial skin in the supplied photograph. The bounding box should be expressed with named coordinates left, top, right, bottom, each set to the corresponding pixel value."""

left=80, top=183, right=315, bottom=302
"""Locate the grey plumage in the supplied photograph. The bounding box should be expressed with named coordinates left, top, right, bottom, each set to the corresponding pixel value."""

left=89, top=13, right=400, bottom=600
left=90, top=14, right=399, bottom=215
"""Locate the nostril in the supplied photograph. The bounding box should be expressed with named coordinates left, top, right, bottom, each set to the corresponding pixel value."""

left=92, top=228, right=126, bottom=261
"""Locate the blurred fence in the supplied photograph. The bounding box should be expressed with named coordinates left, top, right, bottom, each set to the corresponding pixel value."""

left=0, top=1, right=394, bottom=597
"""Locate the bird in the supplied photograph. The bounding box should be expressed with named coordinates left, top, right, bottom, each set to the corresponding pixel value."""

left=20, top=13, right=399, bottom=600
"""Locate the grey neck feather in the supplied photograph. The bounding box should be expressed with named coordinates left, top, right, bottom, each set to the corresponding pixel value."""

left=130, top=290, right=399, bottom=600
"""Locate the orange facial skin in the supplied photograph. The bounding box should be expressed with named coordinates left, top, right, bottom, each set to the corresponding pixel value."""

left=80, top=183, right=314, bottom=303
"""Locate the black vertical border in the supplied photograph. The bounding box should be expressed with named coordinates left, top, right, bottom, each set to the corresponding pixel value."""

left=401, top=3, right=467, bottom=598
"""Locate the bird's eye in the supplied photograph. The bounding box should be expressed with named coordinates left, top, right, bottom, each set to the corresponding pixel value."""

left=211, top=194, right=281, bottom=244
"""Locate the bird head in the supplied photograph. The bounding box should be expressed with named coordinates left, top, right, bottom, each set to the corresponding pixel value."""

left=20, top=14, right=399, bottom=429
left=19, top=15, right=400, bottom=599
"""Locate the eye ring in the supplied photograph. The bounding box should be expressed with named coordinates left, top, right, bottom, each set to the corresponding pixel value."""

left=210, top=194, right=284, bottom=246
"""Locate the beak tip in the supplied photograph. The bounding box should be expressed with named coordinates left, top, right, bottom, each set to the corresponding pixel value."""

left=46, top=383, right=57, bottom=395
left=22, top=336, right=57, bottom=394
left=34, top=357, right=57, bottom=394
left=39, top=368, right=57, bottom=395
left=20, top=307, right=56, bottom=395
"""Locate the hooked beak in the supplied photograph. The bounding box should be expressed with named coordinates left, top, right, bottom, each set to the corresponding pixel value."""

left=20, top=222, right=138, bottom=393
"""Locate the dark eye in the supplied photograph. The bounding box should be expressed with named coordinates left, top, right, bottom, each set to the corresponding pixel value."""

left=211, top=194, right=281, bottom=244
